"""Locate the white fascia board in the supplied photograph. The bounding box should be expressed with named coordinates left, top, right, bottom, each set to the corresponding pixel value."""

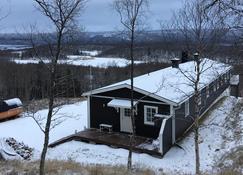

left=82, top=83, right=178, bottom=106
left=82, top=84, right=129, bottom=96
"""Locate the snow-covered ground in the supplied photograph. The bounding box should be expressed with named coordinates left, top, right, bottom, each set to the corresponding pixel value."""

left=0, top=96, right=242, bottom=174
left=0, top=101, right=87, bottom=152
left=12, top=57, right=143, bottom=68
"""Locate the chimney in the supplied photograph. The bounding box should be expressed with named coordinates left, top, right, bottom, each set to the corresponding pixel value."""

left=181, top=51, right=189, bottom=63
left=171, top=58, right=181, bottom=68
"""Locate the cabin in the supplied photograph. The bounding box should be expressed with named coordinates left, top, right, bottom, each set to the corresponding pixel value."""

left=82, top=58, right=232, bottom=155
left=0, top=98, right=23, bottom=121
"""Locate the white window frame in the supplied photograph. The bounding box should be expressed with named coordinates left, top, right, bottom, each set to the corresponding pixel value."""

left=198, top=92, right=202, bottom=106
left=185, top=100, right=190, bottom=117
left=144, top=105, right=158, bottom=126
left=206, top=86, right=210, bottom=98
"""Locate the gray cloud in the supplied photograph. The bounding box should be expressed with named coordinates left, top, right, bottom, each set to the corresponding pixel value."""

left=0, top=0, right=182, bottom=33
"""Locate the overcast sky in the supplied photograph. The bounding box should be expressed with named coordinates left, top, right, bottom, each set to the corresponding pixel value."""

left=0, top=0, right=182, bottom=33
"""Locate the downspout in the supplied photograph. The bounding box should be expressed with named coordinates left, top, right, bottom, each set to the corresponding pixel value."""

left=87, top=95, right=91, bottom=128
left=172, top=105, right=181, bottom=144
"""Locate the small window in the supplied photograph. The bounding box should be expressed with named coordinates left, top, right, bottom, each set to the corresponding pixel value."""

left=213, top=83, right=217, bottom=92
left=206, top=86, right=210, bottom=98
left=224, top=74, right=227, bottom=82
left=124, top=108, right=131, bottom=117
left=221, top=77, right=224, bottom=85
left=185, top=100, right=189, bottom=117
left=217, top=80, right=220, bottom=89
left=227, top=71, right=230, bottom=80
left=198, top=93, right=202, bottom=106
left=144, top=106, right=158, bottom=125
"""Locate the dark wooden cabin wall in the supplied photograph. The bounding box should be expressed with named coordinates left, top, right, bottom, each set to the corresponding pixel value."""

left=90, top=95, right=170, bottom=139
left=174, top=73, right=230, bottom=139
left=90, top=97, right=121, bottom=132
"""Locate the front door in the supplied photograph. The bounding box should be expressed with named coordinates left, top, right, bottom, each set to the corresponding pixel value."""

left=120, top=108, right=133, bottom=133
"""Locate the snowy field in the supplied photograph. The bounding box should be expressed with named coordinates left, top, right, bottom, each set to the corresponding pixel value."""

left=0, top=44, right=31, bottom=50
left=12, top=57, right=143, bottom=68
left=0, top=96, right=242, bottom=174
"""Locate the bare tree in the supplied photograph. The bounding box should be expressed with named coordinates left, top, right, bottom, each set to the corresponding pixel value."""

left=170, top=0, right=227, bottom=57
left=165, top=0, right=229, bottom=174
left=175, top=53, right=225, bottom=175
left=33, top=0, right=87, bottom=174
left=113, top=0, right=148, bottom=170
left=204, top=0, right=243, bottom=61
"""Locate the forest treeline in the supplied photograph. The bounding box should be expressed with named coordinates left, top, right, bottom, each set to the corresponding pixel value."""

left=0, top=60, right=168, bottom=101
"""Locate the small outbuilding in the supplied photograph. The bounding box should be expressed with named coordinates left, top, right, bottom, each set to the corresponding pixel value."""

left=0, top=98, right=23, bottom=121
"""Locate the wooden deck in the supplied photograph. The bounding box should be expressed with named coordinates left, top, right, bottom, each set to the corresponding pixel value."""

left=49, top=129, right=162, bottom=157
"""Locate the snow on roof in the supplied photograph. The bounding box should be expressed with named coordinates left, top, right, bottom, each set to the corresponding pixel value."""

left=4, top=98, right=22, bottom=106
left=107, top=99, right=137, bottom=108
left=87, top=58, right=232, bottom=105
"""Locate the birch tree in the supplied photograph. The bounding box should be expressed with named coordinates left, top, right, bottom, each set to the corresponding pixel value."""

left=169, top=0, right=228, bottom=174
left=113, top=0, right=148, bottom=170
left=172, top=0, right=227, bottom=56
left=33, top=0, right=87, bottom=175
left=205, top=0, right=243, bottom=61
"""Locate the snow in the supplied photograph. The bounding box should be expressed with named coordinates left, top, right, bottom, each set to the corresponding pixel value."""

left=88, top=58, right=232, bottom=104
left=0, top=96, right=242, bottom=174
left=4, top=98, right=22, bottom=106
left=46, top=96, right=243, bottom=174
left=0, top=44, right=31, bottom=51
left=107, top=99, right=137, bottom=108
left=12, top=57, right=143, bottom=68
left=79, top=50, right=101, bottom=56
left=0, top=101, right=87, bottom=151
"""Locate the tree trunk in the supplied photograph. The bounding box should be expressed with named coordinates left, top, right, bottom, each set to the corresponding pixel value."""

left=127, top=26, right=135, bottom=170
left=39, top=72, right=55, bottom=175
left=39, top=31, right=62, bottom=175
left=194, top=58, right=201, bottom=175
left=194, top=116, right=200, bottom=175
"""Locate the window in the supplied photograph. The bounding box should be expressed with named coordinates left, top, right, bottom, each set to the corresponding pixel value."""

left=221, top=76, right=224, bottom=85
left=185, top=100, right=190, bottom=117
left=228, top=71, right=231, bottom=80
left=124, top=108, right=131, bottom=117
left=144, top=106, right=158, bottom=125
left=224, top=74, right=227, bottom=82
left=206, top=86, right=210, bottom=98
left=213, top=83, right=217, bottom=92
left=217, top=79, right=220, bottom=89
left=198, top=93, right=202, bottom=106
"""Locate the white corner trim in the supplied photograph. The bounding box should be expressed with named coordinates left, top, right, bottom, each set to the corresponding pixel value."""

left=159, top=118, right=168, bottom=154
left=87, top=96, right=90, bottom=128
